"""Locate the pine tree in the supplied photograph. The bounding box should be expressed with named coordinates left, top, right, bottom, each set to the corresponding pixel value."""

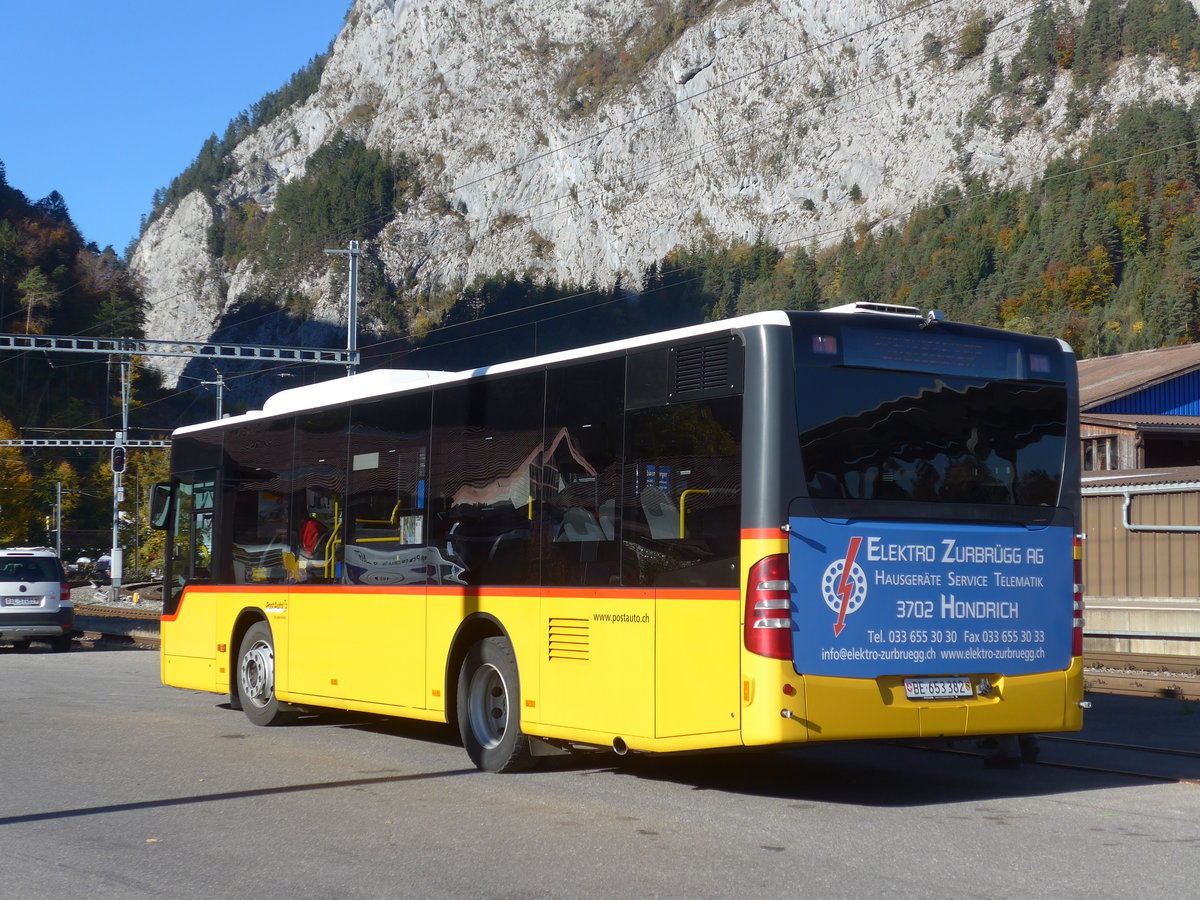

left=1074, top=0, right=1123, bottom=89
left=34, top=190, right=71, bottom=224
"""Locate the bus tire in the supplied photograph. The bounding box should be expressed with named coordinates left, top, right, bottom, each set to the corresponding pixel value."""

left=456, top=636, right=535, bottom=773
left=237, top=621, right=290, bottom=727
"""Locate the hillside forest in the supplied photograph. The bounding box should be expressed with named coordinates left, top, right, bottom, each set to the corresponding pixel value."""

left=0, top=163, right=166, bottom=563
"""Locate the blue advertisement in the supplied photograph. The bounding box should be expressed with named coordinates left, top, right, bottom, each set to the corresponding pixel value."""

left=789, top=518, right=1074, bottom=678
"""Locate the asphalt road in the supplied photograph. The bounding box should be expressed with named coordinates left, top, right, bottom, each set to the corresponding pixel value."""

left=2, top=644, right=1198, bottom=898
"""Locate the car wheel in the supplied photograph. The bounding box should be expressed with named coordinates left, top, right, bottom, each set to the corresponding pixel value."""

left=456, top=636, right=535, bottom=773
left=237, top=622, right=291, bottom=726
left=49, top=634, right=72, bottom=652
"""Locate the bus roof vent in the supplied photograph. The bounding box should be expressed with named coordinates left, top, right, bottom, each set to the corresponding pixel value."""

left=822, top=301, right=923, bottom=317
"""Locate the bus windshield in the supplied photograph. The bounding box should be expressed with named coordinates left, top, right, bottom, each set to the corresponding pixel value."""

left=794, top=322, right=1068, bottom=508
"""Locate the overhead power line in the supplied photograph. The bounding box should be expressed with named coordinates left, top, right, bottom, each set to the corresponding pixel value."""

left=0, top=439, right=170, bottom=449
left=0, top=333, right=357, bottom=366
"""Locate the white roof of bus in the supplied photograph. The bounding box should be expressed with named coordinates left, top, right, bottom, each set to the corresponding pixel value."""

left=174, top=310, right=793, bottom=436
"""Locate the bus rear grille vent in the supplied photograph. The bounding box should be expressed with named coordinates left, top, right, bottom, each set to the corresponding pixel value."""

left=669, top=337, right=742, bottom=400
left=673, top=342, right=729, bottom=394
left=548, top=617, right=589, bottom=662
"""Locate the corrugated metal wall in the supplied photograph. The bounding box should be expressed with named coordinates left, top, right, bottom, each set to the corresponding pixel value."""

left=1094, top=370, right=1200, bottom=415
left=1083, top=490, right=1200, bottom=598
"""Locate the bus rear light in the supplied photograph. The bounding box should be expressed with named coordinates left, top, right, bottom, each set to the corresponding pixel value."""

left=756, top=580, right=791, bottom=592
left=745, top=554, right=793, bottom=660
left=1072, top=536, right=1085, bottom=657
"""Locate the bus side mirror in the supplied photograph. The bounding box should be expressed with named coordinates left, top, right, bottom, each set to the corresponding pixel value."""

left=149, top=482, right=174, bottom=530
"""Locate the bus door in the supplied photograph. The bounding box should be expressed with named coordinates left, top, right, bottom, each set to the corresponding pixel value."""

left=162, top=470, right=217, bottom=685
left=288, top=396, right=431, bottom=712
left=539, top=358, right=655, bottom=737
left=284, top=406, right=395, bottom=705
left=622, top=398, right=743, bottom=740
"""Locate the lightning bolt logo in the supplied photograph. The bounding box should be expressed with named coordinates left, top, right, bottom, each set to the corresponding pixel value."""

left=821, top=536, right=867, bottom=637
left=834, top=536, right=862, bottom=636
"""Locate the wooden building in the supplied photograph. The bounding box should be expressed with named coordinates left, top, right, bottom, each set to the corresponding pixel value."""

left=1077, top=346, right=1200, bottom=656
left=1078, top=343, right=1200, bottom=471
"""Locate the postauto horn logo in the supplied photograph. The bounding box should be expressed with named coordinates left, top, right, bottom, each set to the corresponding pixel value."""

left=820, top=536, right=867, bottom=636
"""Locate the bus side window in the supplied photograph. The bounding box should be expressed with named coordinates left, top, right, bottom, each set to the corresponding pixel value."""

left=621, top=398, right=742, bottom=588
left=168, top=481, right=196, bottom=600
left=541, top=357, right=624, bottom=587
left=346, top=393, right=432, bottom=585
left=430, top=373, right=544, bottom=586
left=293, top=408, right=349, bottom=584
left=225, top=419, right=294, bottom=585
left=166, top=472, right=217, bottom=596
left=194, top=509, right=214, bottom=579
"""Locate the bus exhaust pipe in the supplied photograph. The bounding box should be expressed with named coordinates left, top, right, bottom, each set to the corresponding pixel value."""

left=612, top=737, right=628, bottom=756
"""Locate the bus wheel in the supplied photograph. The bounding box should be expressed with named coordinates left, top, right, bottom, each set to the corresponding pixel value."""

left=237, top=622, right=289, bottom=727
left=457, top=637, right=535, bottom=773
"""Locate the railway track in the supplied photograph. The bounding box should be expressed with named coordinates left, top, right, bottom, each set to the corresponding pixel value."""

left=75, top=602, right=162, bottom=621
left=1040, top=734, right=1200, bottom=759
left=1021, top=735, right=1200, bottom=782
left=1083, top=651, right=1200, bottom=701
left=73, top=602, right=161, bottom=648
left=927, top=735, right=1200, bottom=782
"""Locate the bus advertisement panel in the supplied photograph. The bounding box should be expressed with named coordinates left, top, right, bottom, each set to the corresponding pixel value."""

left=788, top=519, right=1074, bottom=678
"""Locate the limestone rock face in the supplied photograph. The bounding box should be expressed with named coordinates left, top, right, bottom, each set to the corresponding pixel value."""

left=130, top=0, right=1200, bottom=386
left=129, top=191, right=224, bottom=386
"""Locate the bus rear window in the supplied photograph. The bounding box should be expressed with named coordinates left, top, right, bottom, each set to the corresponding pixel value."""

left=798, top=370, right=1067, bottom=508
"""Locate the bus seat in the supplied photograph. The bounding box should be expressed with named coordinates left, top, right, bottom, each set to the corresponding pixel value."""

left=640, top=486, right=679, bottom=540
left=598, top=499, right=616, bottom=540
left=556, top=507, right=605, bottom=542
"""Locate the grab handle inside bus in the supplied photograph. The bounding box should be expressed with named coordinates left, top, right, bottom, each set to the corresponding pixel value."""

left=679, top=489, right=710, bottom=539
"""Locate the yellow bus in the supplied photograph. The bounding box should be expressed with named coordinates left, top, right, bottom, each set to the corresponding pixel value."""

left=153, top=305, right=1085, bottom=771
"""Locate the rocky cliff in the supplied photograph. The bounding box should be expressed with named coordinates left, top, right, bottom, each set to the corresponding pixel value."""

left=131, top=0, right=1200, bottom=386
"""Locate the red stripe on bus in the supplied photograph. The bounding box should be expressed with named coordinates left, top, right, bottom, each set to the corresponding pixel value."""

left=653, top=589, right=739, bottom=601
left=741, top=527, right=788, bottom=540
left=163, top=582, right=737, bottom=615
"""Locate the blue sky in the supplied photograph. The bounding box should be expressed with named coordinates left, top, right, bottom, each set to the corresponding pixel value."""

left=1, top=1, right=351, bottom=254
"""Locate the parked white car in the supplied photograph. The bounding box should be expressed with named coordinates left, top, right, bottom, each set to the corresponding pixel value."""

left=0, top=547, right=73, bottom=651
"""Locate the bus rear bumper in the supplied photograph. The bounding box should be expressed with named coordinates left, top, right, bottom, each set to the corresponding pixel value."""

left=742, top=656, right=1085, bottom=746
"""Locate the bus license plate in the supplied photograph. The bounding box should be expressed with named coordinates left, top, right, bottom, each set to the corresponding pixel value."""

left=1, top=596, right=40, bottom=607
left=904, top=677, right=973, bottom=700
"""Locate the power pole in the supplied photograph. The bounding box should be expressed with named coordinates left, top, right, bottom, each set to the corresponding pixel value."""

left=325, top=240, right=360, bottom=375
left=55, top=481, right=62, bottom=557
left=110, top=360, right=130, bottom=600
left=201, top=371, right=225, bottom=419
